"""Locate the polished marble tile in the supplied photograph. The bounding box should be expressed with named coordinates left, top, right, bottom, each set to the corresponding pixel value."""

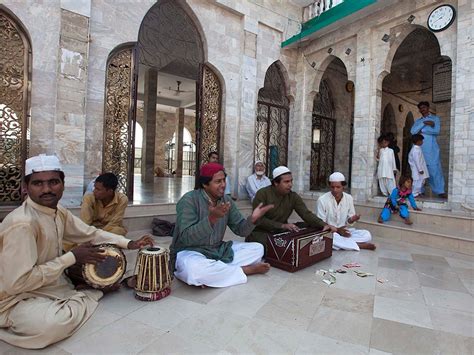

left=377, top=257, right=415, bottom=271
left=168, top=309, right=250, bottom=349
left=370, top=318, right=439, bottom=354
left=417, top=268, right=468, bottom=292
left=373, top=296, right=433, bottom=329
left=412, top=253, right=449, bottom=266
left=307, top=306, right=373, bottom=347
left=422, top=286, right=474, bottom=312
left=435, top=330, right=474, bottom=355
left=138, top=332, right=220, bottom=354
left=171, top=279, right=227, bottom=304
left=295, top=330, right=369, bottom=355
left=321, top=287, right=374, bottom=314
left=99, top=287, right=147, bottom=316
left=125, top=295, right=205, bottom=331
left=225, top=318, right=307, bottom=354
left=428, top=306, right=474, bottom=337
left=60, top=318, right=164, bottom=354
left=0, top=342, right=71, bottom=355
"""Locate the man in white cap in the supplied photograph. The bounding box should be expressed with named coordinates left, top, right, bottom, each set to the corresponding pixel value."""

left=245, top=160, right=271, bottom=202
left=246, top=166, right=336, bottom=250
left=0, top=154, right=153, bottom=349
left=315, top=172, right=375, bottom=251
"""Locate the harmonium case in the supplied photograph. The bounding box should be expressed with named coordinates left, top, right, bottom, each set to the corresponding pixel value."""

left=266, top=227, right=332, bottom=272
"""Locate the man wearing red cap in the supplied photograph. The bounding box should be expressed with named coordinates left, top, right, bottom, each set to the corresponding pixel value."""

left=170, top=162, right=273, bottom=287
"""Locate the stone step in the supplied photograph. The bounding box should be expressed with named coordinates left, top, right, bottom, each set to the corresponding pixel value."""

left=358, top=215, right=474, bottom=256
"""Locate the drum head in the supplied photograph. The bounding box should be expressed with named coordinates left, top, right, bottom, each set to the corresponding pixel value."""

left=83, top=245, right=126, bottom=288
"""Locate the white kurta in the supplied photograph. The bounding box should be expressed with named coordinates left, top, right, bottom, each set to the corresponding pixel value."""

left=377, top=147, right=397, bottom=196
left=315, top=192, right=372, bottom=251
left=0, top=197, right=130, bottom=349
left=175, top=242, right=263, bottom=287
left=245, top=174, right=271, bottom=202
left=409, top=145, right=430, bottom=197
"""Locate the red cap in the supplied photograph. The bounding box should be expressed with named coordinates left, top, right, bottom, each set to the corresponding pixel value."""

left=200, top=163, right=225, bottom=178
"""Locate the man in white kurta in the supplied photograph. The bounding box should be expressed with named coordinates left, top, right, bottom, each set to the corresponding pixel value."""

left=408, top=134, right=430, bottom=197
left=245, top=161, right=271, bottom=202
left=377, top=136, right=397, bottom=196
left=316, top=172, right=375, bottom=251
left=0, top=155, right=152, bottom=349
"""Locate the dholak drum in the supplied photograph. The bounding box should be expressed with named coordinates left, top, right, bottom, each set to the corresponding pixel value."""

left=67, top=244, right=127, bottom=289
left=134, top=247, right=171, bottom=301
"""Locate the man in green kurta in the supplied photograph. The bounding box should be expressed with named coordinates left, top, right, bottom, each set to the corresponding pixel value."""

left=246, top=166, right=336, bottom=250
left=170, top=162, right=273, bottom=287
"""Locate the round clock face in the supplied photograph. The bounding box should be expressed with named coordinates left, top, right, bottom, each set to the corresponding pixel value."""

left=427, top=5, right=456, bottom=32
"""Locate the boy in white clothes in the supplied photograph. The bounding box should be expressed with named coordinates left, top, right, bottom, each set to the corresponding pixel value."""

left=408, top=134, right=429, bottom=197
left=376, top=134, right=397, bottom=196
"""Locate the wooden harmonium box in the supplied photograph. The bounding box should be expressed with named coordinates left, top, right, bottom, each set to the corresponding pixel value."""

left=266, top=226, right=332, bottom=272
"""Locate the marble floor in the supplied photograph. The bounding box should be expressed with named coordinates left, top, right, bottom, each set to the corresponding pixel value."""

left=1, top=231, right=473, bottom=355
left=132, top=176, right=195, bottom=205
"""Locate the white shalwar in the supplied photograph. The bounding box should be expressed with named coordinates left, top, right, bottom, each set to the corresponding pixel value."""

left=377, top=147, right=397, bottom=196
left=315, top=192, right=372, bottom=251
left=408, top=145, right=429, bottom=197
left=175, top=242, right=263, bottom=287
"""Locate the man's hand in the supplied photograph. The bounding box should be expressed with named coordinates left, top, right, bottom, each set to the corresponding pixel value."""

left=322, top=224, right=338, bottom=233
left=208, top=201, right=231, bottom=224
left=281, top=223, right=300, bottom=232
left=336, top=226, right=351, bottom=237
left=71, top=242, right=107, bottom=265
left=423, top=120, right=435, bottom=127
left=348, top=214, right=360, bottom=224
left=251, top=203, right=274, bottom=224
left=128, top=235, right=154, bottom=250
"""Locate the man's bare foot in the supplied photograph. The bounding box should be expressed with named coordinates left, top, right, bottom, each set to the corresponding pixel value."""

left=377, top=216, right=384, bottom=224
left=357, top=242, right=376, bottom=250
left=242, top=262, right=271, bottom=275
left=404, top=218, right=413, bottom=225
left=122, top=276, right=137, bottom=289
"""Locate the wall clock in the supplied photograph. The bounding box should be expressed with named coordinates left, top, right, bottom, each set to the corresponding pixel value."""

left=427, top=4, right=456, bottom=32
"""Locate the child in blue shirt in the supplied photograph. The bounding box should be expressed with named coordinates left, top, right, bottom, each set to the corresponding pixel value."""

left=378, top=175, right=421, bottom=225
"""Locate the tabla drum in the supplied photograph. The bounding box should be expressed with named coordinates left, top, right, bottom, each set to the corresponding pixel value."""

left=134, top=246, right=172, bottom=301
left=66, top=244, right=127, bottom=289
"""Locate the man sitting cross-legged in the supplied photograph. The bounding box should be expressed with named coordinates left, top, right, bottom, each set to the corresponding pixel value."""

left=81, top=172, right=128, bottom=236
left=170, top=162, right=273, bottom=288
left=315, top=172, right=376, bottom=251
left=246, top=166, right=336, bottom=251
left=0, top=154, right=153, bottom=349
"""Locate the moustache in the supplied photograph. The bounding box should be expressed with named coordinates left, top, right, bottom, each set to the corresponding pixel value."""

left=40, top=193, right=56, bottom=198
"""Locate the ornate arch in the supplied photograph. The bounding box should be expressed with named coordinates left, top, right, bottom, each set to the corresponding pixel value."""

left=0, top=7, right=32, bottom=204
left=254, top=61, right=290, bottom=177
left=381, top=103, right=397, bottom=136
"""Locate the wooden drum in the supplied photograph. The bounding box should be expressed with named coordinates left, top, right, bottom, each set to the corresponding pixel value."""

left=134, top=246, right=172, bottom=301
left=67, top=244, right=127, bottom=289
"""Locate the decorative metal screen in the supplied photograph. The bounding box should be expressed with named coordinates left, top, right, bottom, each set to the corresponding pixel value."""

left=196, top=65, right=221, bottom=169
left=0, top=10, right=31, bottom=204
left=102, top=45, right=137, bottom=199
left=255, top=62, right=289, bottom=177
left=310, top=80, right=335, bottom=190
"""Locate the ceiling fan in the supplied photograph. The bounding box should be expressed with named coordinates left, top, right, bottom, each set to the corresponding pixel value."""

left=168, top=80, right=192, bottom=96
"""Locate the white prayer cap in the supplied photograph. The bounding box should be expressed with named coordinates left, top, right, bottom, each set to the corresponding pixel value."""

left=329, top=172, right=345, bottom=182
left=255, top=160, right=264, bottom=166
left=272, top=166, right=291, bottom=179
left=25, top=154, right=63, bottom=176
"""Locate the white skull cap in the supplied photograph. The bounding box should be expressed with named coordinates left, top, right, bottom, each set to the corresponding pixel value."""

left=329, top=172, right=345, bottom=182
left=25, top=154, right=63, bottom=176
left=254, top=160, right=264, bottom=166
left=272, top=166, right=291, bottom=179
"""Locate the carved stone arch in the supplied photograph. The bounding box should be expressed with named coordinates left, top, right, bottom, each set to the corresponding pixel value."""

left=383, top=24, right=443, bottom=74
left=311, top=54, right=338, bottom=93
left=254, top=61, right=290, bottom=177
left=0, top=6, right=32, bottom=204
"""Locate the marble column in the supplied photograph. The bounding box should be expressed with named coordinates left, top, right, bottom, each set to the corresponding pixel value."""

left=141, top=67, right=157, bottom=183
left=175, top=108, right=185, bottom=178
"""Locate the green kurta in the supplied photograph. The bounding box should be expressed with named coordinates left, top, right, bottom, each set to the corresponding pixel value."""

left=246, top=185, right=326, bottom=245
left=170, top=189, right=255, bottom=265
